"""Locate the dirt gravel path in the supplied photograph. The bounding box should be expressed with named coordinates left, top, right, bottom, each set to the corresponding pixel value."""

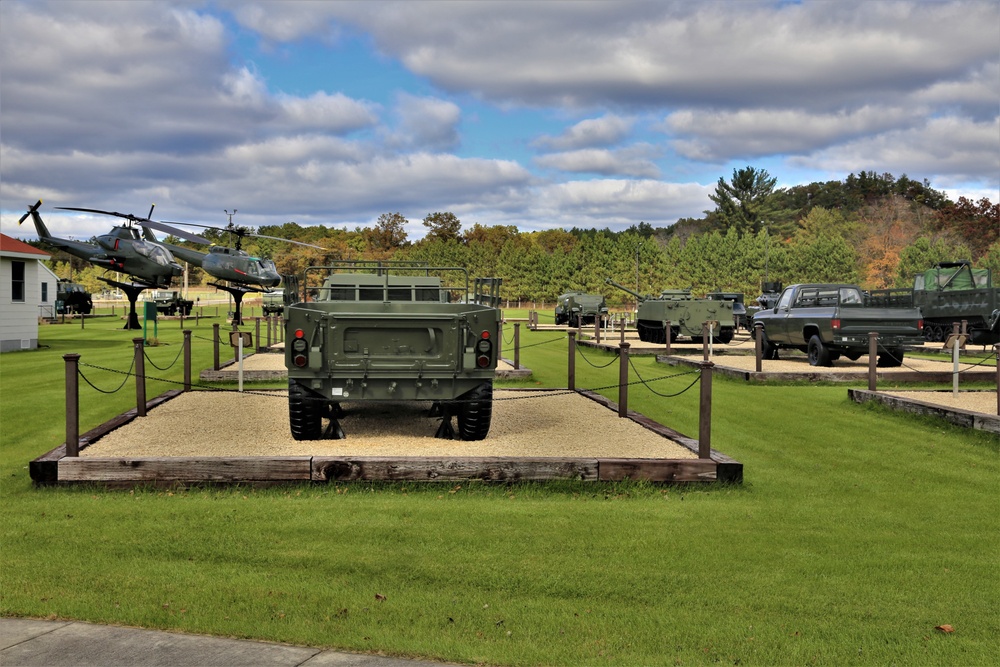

left=81, top=389, right=698, bottom=459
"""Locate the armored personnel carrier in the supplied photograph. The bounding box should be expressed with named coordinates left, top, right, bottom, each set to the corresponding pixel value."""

left=284, top=262, right=501, bottom=441
left=606, top=279, right=734, bottom=343
left=554, top=291, right=609, bottom=326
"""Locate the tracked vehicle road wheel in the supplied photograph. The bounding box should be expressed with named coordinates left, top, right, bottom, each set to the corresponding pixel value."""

left=288, top=380, right=323, bottom=440
left=715, top=327, right=734, bottom=344
left=457, top=381, right=493, bottom=441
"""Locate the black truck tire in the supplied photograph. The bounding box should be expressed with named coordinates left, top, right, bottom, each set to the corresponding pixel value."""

left=807, top=335, right=832, bottom=366
left=288, top=380, right=323, bottom=440
left=457, top=381, right=493, bottom=441
left=878, top=348, right=904, bottom=368
left=759, top=329, right=779, bottom=360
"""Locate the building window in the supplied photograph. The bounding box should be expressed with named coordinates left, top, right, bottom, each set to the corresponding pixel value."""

left=42, top=281, right=49, bottom=303
left=12, top=261, right=25, bottom=302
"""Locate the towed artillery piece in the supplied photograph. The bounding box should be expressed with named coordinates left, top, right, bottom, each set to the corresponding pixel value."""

left=554, top=291, right=609, bottom=326
left=605, top=279, right=734, bottom=344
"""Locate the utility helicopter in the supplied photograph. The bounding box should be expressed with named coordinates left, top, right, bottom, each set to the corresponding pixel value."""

left=141, top=211, right=325, bottom=325
left=18, top=200, right=186, bottom=329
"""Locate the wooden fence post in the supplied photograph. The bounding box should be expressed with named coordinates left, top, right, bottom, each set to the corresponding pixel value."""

left=702, top=323, right=710, bottom=362
left=754, top=323, right=763, bottom=373
left=595, top=317, right=601, bottom=345
left=568, top=331, right=576, bottom=391
left=664, top=320, right=671, bottom=356
left=64, top=353, right=80, bottom=457
left=514, top=323, right=521, bottom=370
left=618, top=342, right=630, bottom=418
left=213, top=323, right=221, bottom=371
left=183, top=330, right=192, bottom=392
left=619, top=316, right=625, bottom=344
left=132, top=337, right=147, bottom=417
left=699, top=361, right=713, bottom=459
left=995, top=344, right=999, bottom=416
left=255, top=317, right=263, bottom=353
left=868, top=332, right=878, bottom=391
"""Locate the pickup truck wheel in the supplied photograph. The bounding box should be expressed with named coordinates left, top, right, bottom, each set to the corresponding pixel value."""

left=457, top=381, right=493, bottom=441
left=288, top=381, right=323, bottom=440
left=759, top=329, right=779, bottom=360
left=807, top=335, right=833, bottom=366
left=877, top=348, right=904, bottom=368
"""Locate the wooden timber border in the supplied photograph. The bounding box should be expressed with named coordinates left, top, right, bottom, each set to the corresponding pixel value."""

left=660, top=355, right=996, bottom=384
left=848, top=389, right=1000, bottom=434
left=29, top=388, right=741, bottom=487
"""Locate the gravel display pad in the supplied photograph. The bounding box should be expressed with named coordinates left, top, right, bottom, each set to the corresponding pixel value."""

left=80, top=389, right=699, bottom=460
left=881, top=390, right=998, bottom=416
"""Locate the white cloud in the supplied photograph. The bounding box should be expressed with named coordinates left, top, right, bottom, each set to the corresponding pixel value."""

left=533, top=115, right=634, bottom=150
left=665, top=106, right=922, bottom=162
left=383, top=94, right=462, bottom=150
left=534, top=145, right=661, bottom=178
left=792, top=116, right=1000, bottom=189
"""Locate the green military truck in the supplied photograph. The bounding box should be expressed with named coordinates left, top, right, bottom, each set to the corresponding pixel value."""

left=150, top=290, right=194, bottom=316
left=606, top=279, right=735, bottom=343
left=261, top=288, right=285, bottom=316
left=55, top=279, right=93, bottom=315
left=554, top=291, right=609, bottom=326
left=752, top=283, right=924, bottom=366
left=866, top=261, right=999, bottom=344
left=284, top=262, right=501, bottom=441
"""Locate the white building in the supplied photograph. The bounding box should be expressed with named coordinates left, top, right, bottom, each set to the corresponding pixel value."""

left=0, top=233, right=52, bottom=352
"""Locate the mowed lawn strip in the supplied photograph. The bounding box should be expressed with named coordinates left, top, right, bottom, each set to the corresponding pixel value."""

left=1, top=313, right=998, bottom=665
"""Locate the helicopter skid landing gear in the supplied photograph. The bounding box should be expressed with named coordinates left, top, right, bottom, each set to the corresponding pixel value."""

left=429, top=402, right=457, bottom=440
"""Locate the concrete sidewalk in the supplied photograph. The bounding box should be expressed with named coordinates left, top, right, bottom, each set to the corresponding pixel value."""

left=0, top=618, right=450, bottom=666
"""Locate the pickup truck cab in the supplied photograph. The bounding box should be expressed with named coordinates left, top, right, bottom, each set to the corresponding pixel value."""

left=752, top=283, right=924, bottom=367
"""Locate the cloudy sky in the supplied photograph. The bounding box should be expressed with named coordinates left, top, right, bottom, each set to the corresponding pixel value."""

left=1, top=0, right=998, bottom=242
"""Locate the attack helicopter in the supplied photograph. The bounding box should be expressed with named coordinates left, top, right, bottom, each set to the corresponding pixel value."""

left=141, top=211, right=325, bottom=325
left=18, top=200, right=186, bottom=329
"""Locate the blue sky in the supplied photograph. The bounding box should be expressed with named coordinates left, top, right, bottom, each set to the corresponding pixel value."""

left=2, top=0, right=997, bottom=242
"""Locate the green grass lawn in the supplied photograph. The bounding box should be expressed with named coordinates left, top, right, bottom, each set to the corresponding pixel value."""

left=1, top=313, right=998, bottom=665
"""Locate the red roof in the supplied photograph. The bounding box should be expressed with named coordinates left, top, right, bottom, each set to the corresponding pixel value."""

left=0, top=233, right=50, bottom=257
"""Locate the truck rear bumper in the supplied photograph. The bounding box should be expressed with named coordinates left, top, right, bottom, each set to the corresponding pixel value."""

left=289, top=374, right=493, bottom=402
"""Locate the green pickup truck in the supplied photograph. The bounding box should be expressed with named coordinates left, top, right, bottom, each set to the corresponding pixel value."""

left=752, top=283, right=924, bottom=367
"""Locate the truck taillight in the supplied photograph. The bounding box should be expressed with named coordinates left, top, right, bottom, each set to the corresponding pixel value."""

left=294, top=329, right=305, bottom=339
left=477, top=355, right=491, bottom=368
left=293, top=354, right=307, bottom=367
left=917, top=319, right=923, bottom=331
left=831, top=319, right=840, bottom=331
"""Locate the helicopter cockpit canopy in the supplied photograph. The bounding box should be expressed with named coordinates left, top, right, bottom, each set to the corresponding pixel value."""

left=133, top=240, right=178, bottom=267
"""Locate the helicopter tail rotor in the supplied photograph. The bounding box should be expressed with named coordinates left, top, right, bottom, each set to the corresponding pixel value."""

left=18, top=199, right=43, bottom=225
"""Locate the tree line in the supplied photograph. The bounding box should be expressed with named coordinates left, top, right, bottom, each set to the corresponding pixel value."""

left=40, top=168, right=999, bottom=303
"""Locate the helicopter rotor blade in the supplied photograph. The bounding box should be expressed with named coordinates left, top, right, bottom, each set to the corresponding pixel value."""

left=159, top=220, right=326, bottom=250
left=55, top=206, right=150, bottom=224
left=142, top=220, right=212, bottom=245
left=251, top=233, right=326, bottom=250
left=18, top=199, right=43, bottom=224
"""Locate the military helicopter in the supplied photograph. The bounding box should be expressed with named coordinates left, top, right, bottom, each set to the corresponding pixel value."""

left=141, top=211, right=325, bottom=325
left=18, top=200, right=186, bottom=329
